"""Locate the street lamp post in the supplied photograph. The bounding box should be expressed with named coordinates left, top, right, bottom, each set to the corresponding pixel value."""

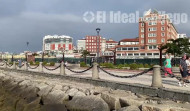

left=59, top=47, right=65, bottom=63
left=96, top=28, right=101, bottom=63
left=158, top=45, right=163, bottom=66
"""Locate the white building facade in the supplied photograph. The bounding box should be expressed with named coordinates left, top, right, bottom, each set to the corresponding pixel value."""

left=43, top=35, right=73, bottom=55
left=77, top=39, right=86, bottom=51
left=177, top=34, right=187, bottom=38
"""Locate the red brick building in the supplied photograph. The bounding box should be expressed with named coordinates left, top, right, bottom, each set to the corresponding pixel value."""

left=85, top=35, right=106, bottom=56
left=116, top=9, right=178, bottom=58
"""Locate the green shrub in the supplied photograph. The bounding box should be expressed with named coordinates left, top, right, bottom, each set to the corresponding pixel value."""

left=35, top=61, right=40, bottom=65
left=99, top=63, right=104, bottom=66
left=130, top=63, right=138, bottom=70
left=50, top=62, right=55, bottom=66
left=138, top=64, right=144, bottom=68
left=124, top=64, right=130, bottom=67
left=144, top=64, right=150, bottom=68
left=117, top=64, right=124, bottom=69
left=9, top=62, right=13, bottom=65
left=42, top=61, right=47, bottom=66
left=30, top=61, right=34, bottom=65
left=104, top=63, right=114, bottom=68
left=80, top=62, right=87, bottom=67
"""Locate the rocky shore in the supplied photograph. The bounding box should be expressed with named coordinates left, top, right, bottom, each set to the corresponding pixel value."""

left=0, top=69, right=189, bottom=111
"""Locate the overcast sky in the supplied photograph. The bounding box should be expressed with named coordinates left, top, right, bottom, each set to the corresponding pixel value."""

left=0, top=0, right=189, bottom=53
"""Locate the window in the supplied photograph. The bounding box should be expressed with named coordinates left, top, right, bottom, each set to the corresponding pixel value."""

left=141, top=40, right=144, bottom=43
left=128, top=53, right=133, bottom=56
left=117, top=48, right=121, bottom=51
left=161, top=33, right=165, bottom=37
left=161, top=20, right=165, bottom=25
left=140, top=53, right=145, bottom=56
left=141, top=23, right=144, bottom=27
left=134, top=47, right=139, bottom=50
left=134, top=53, right=139, bottom=56
left=161, top=27, right=165, bottom=31
left=161, top=38, right=165, bottom=43
left=149, top=22, right=157, bottom=26
left=148, top=33, right=157, bottom=37
left=141, top=28, right=144, bottom=32
left=122, top=47, right=127, bottom=50
left=141, top=34, right=144, bottom=38
left=117, top=54, right=121, bottom=56
left=148, top=45, right=157, bottom=49
left=148, top=27, right=157, bottom=31
left=154, top=53, right=159, bottom=56
left=128, top=47, right=133, bottom=50
left=147, top=53, right=152, bottom=56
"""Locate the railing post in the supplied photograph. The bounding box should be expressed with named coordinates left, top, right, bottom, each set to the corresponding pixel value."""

left=60, top=62, right=66, bottom=75
left=39, top=62, right=43, bottom=72
left=13, top=61, right=16, bottom=69
left=4, top=62, right=7, bottom=68
left=24, top=62, right=28, bottom=71
left=92, top=62, right=99, bottom=79
left=151, top=65, right=163, bottom=88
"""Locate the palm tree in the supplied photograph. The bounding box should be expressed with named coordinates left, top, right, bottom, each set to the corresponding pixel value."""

left=81, top=50, right=90, bottom=64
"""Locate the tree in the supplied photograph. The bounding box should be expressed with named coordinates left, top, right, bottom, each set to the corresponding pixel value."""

left=162, top=38, right=190, bottom=56
left=162, top=38, right=190, bottom=65
left=81, top=50, right=90, bottom=64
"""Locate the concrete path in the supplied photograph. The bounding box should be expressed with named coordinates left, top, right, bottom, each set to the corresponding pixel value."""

left=1, top=63, right=190, bottom=92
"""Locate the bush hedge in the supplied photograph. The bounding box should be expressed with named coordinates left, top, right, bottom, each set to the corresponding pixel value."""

left=50, top=62, right=55, bottom=66
left=80, top=62, right=87, bottom=67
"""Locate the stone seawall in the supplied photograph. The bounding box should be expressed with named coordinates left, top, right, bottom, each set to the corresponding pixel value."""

left=0, top=69, right=190, bottom=111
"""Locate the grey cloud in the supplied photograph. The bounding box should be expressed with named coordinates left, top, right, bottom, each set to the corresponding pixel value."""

left=0, top=0, right=189, bottom=53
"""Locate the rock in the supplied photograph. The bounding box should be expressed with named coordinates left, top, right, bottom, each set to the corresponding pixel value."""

left=75, top=91, right=86, bottom=96
left=141, top=104, right=170, bottom=111
left=101, top=92, right=121, bottom=110
left=120, top=97, right=144, bottom=107
left=43, top=89, right=69, bottom=104
left=118, top=106, right=141, bottom=111
left=64, top=96, right=110, bottom=111
left=19, top=80, right=31, bottom=86
left=66, top=88, right=79, bottom=97
left=37, top=85, right=53, bottom=97
left=62, top=86, right=70, bottom=92
left=41, top=104, right=67, bottom=111
left=53, top=84, right=63, bottom=90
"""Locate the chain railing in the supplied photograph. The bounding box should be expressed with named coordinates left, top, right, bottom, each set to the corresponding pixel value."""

left=65, top=65, right=93, bottom=73
left=98, top=66, right=153, bottom=78
left=26, top=63, right=39, bottom=69
left=43, top=64, right=61, bottom=71
left=6, top=62, right=13, bottom=67
left=0, top=63, right=5, bottom=66
left=17, top=63, right=25, bottom=68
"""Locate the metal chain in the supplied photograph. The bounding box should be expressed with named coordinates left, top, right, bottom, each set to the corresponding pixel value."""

left=27, top=63, right=39, bottom=69
left=98, top=66, right=153, bottom=78
left=43, top=64, right=61, bottom=71
left=6, top=62, right=13, bottom=67
left=0, top=63, right=4, bottom=66
left=17, top=63, right=25, bottom=68
left=65, top=65, right=93, bottom=73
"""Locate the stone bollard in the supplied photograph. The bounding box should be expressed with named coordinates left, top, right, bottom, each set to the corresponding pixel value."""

left=151, top=65, right=163, bottom=88
left=92, top=62, right=99, bottom=79
left=60, top=62, right=66, bottom=75
left=24, top=62, right=28, bottom=71
left=4, top=62, right=7, bottom=68
left=39, top=62, right=43, bottom=72
left=13, top=61, right=16, bottom=69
